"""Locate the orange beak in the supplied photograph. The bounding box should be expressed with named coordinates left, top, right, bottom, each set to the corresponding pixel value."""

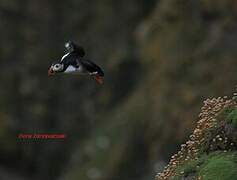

left=48, top=67, right=55, bottom=76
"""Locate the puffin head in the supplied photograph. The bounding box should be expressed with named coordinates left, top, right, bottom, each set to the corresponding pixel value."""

left=48, top=63, right=64, bottom=76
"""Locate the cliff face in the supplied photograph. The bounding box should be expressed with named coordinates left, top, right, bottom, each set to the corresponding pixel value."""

left=156, top=93, right=237, bottom=179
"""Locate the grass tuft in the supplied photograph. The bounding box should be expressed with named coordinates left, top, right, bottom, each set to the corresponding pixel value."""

left=173, top=152, right=237, bottom=180
left=199, top=152, right=237, bottom=180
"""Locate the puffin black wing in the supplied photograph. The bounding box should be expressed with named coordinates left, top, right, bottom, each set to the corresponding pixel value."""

left=65, top=41, right=85, bottom=57
left=60, top=52, right=79, bottom=70
left=81, top=60, right=104, bottom=76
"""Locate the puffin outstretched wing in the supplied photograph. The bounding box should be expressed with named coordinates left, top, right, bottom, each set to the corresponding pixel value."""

left=81, top=60, right=104, bottom=76
left=65, top=41, right=85, bottom=57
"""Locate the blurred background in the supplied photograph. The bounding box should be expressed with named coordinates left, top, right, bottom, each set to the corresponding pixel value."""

left=0, top=0, right=237, bottom=180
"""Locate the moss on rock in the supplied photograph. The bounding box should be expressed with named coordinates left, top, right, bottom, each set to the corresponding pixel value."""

left=173, top=151, right=237, bottom=180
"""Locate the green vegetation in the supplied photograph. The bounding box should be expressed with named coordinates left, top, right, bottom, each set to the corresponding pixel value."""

left=226, top=107, right=237, bottom=127
left=173, top=158, right=202, bottom=179
left=174, top=152, right=237, bottom=180
left=199, top=152, right=237, bottom=180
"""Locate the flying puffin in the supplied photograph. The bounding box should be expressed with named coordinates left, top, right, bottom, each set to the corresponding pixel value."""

left=48, top=41, right=104, bottom=84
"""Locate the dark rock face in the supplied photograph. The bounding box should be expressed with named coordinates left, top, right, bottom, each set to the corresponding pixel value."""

left=225, top=124, right=237, bottom=145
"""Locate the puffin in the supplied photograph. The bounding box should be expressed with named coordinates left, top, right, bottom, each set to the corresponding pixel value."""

left=48, top=41, right=104, bottom=84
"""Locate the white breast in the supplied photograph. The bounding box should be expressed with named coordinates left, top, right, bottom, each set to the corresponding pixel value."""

left=64, top=65, right=76, bottom=73
left=64, top=65, right=87, bottom=74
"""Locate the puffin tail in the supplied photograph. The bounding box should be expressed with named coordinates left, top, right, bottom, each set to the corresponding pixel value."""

left=94, top=74, right=104, bottom=84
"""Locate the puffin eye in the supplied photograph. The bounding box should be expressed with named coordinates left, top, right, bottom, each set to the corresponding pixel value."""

left=54, top=64, right=61, bottom=69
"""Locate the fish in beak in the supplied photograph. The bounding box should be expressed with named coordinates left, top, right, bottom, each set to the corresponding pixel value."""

left=48, top=67, right=55, bottom=76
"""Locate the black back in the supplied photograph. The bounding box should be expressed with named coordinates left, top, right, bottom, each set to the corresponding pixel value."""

left=60, top=52, right=104, bottom=76
left=81, top=60, right=104, bottom=76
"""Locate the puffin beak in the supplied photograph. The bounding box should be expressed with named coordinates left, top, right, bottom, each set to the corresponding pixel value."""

left=48, top=67, right=55, bottom=76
